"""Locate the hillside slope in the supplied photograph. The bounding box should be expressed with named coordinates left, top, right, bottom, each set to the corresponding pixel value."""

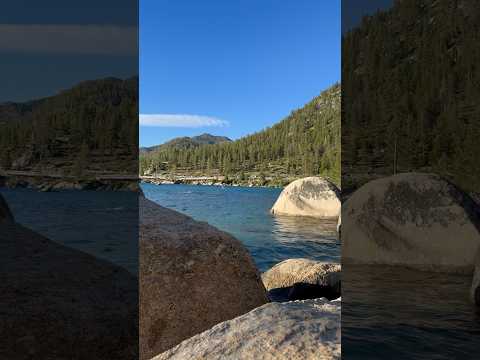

left=342, top=0, right=480, bottom=193
left=140, top=84, right=340, bottom=186
left=0, top=77, right=138, bottom=180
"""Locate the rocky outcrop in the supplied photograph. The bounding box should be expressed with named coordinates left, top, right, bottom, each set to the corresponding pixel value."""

left=0, top=193, right=13, bottom=222
left=262, top=259, right=341, bottom=301
left=0, top=221, right=138, bottom=359
left=140, top=197, right=268, bottom=359
left=154, top=298, right=341, bottom=360
left=471, top=249, right=480, bottom=305
left=271, top=177, right=340, bottom=219
left=342, top=173, right=480, bottom=272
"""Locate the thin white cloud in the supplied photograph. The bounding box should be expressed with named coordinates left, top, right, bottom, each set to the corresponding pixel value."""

left=140, top=114, right=229, bottom=128
left=0, top=24, right=137, bottom=55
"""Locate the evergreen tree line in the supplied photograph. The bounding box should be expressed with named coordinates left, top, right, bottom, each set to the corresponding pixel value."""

left=0, top=77, right=138, bottom=176
left=140, top=84, right=341, bottom=185
left=342, top=0, right=480, bottom=193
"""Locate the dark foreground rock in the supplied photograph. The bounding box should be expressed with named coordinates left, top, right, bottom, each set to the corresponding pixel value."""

left=471, top=249, right=480, bottom=305
left=0, top=221, right=138, bottom=359
left=0, top=194, right=13, bottom=222
left=262, top=259, right=341, bottom=302
left=154, top=298, right=341, bottom=360
left=140, top=197, right=268, bottom=359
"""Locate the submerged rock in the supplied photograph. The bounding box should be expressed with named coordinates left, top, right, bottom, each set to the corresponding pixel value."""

left=262, top=259, right=341, bottom=301
left=154, top=298, right=341, bottom=360
left=0, top=194, right=13, bottom=222
left=140, top=197, right=268, bottom=359
left=271, top=177, right=340, bottom=219
left=342, top=173, right=480, bottom=272
left=0, top=221, right=138, bottom=359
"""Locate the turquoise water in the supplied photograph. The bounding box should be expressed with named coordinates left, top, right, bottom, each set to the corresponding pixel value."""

left=0, top=184, right=339, bottom=274
left=142, top=183, right=340, bottom=272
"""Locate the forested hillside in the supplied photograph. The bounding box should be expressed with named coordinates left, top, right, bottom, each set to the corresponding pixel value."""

left=0, top=77, right=138, bottom=178
left=342, top=0, right=480, bottom=193
left=140, top=84, right=341, bottom=186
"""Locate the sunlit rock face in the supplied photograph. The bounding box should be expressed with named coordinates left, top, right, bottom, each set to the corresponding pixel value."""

left=140, top=197, right=268, bottom=359
left=154, top=298, right=341, bottom=360
left=342, top=173, right=480, bottom=273
left=271, top=177, right=341, bottom=219
left=262, top=258, right=341, bottom=301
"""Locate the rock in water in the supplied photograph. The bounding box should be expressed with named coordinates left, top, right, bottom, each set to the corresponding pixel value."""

left=153, top=298, right=341, bottom=360
left=262, top=259, right=341, bottom=301
left=140, top=197, right=268, bottom=359
left=342, top=173, right=480, bottom=272
left=0, top=194, right=13, bottom=222
left=471, top=249, right=480, bottom=305
left=271, top=177, right=340, bottom=219
left=0, top=221, right=138, bottom=359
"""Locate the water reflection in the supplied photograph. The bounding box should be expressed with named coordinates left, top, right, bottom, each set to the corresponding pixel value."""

left=272, top=215, right=337, bottom=243
left=343, top=264, right=480, bottom=359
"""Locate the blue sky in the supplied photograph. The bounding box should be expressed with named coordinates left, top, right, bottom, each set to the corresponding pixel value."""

left=140, top=0, right=340, bottom=147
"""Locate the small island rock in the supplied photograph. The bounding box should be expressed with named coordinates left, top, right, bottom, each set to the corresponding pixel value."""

left=271, top=177, right=340, bottom=219
left=262, top=259, right=341, bottom=301
left=342, top=173, right=480, bottom=272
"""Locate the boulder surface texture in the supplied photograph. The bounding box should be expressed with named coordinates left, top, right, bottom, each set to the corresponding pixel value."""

left=140, top=197, right=268, bottom=359
left=154, top=298, right=341, bottom=360
left=271, top=177, right=341, bottom=219
left=262, top=258, right=341, bottom=301
left=342, top=173, right=480, bottom=273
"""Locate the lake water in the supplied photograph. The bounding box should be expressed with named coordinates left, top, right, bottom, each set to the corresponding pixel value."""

left=142, top=183, right=340, bottom=272
left=0, top=187, right=138, bottom=274
left=343, top=265, right=480, bottom=360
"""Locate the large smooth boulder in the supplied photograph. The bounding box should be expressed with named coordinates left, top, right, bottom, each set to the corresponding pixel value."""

left=140, top=197, right=268, bottom=359
left=0, top=221, right=138, bottom=359
left=262, top=259, right=341, bottom=301
left=342, top=173, right=480, bottom=273
left=0, top=193, right=13, bottom=222
left=271, top=177, right=340, bottom=219
left=154, top=298, right=341, bottom=360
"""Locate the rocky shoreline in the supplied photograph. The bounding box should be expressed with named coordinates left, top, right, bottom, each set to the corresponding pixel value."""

left=140, top=188, right=341, bottom=359
left=1, top=174, right=138, bottom=192
left=140, top=175, right=293, bottom=188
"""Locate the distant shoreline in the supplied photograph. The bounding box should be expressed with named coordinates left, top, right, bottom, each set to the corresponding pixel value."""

left=140, top=175, right=285, bottom=189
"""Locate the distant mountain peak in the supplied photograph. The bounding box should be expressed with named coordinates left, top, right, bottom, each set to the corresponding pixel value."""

left=140, top=133, right=232, bottom=153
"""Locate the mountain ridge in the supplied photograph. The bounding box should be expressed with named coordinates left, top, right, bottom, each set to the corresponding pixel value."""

left=140, top=133, right=232, bottom=154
